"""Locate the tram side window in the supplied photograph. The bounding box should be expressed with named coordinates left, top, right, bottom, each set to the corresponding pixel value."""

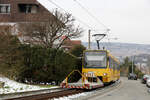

left=113, top=61, right=115, bottom=70
left=109, top=57, right=112, bottom=69
left=111, top=59, right=113, bottom=69
left=115, top=63, right=118, bottom=70
left=116, top=64, right=118, bottom=70
left=118, top=64, right=120, bottom=70
left=114, top=63, right=116, bottom=70
left=117, top=64, right=120, bottom=71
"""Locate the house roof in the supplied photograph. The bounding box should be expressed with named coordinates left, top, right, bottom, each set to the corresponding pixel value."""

left=61, top=36, right=81, bottom=45
left=71, top=40, right=81, bottom=45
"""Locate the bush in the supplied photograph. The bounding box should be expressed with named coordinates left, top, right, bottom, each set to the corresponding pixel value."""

left=17, top=45, right=80, bottom=85
left=134, top=68, right=144, bottom=79
left=70, top=44, right=86, bottom=57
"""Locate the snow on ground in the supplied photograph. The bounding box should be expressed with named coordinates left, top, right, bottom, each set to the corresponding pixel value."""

left=0, top=77, right=58, bottom=94
left=52, top=92, right=91, bottom=100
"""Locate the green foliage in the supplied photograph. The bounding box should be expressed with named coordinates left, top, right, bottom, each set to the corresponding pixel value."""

left=0, top=32, right=82, bottom=85
left=70, top=44, right=86, bottom=57
left=4, top=86, right=10, bottom=89
left=37, top=85, right=54, bottom=88
left=120, top=57, right=131, bottom=76
left=134, top=68, right=144, bottom=79
left=120, top=57, right=130, bottom=68
left=120, top=56, right=144, bottom=78
left=120, top=57, right=136, bottom=76
left=128, top=64, right=136, bottom=74
left=55, top=51, right=77, bottom=82
left=0, top=32, right=24, bottom=79
left=16, top=45, right=79, bottom=84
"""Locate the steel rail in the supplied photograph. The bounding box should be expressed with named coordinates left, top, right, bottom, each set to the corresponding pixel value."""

left=2, top=80, right=121, bottom=100
left=5, top=89, right=84, bottom=100
left=0, top=87, right=65, bottom=100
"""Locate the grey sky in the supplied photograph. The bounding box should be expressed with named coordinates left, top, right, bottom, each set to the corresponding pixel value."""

left=38, top=0, right=150, bottom=44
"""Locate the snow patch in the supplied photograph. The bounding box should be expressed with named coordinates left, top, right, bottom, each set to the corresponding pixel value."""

left=0, top=77, right=58, bottom=94
left=52, top=92, right=90, bottom=100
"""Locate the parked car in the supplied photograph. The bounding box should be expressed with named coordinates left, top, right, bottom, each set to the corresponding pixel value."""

left=148, top=88, right=150, bottom=93
left=128, top=73, right=137, bottom=80
left=146, top=77, right=150, bottom=88
left=141, top=75, right=150, bottom=84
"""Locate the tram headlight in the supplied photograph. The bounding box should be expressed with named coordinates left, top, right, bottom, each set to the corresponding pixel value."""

left=103, top=73, right=107, bottom=76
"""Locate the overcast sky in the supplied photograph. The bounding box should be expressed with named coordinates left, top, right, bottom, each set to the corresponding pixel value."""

left=38, top=0, right=150, bottom=44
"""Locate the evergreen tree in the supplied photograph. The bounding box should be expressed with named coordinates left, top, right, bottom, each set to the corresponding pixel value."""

left=70, top=44, right=86, bottom=57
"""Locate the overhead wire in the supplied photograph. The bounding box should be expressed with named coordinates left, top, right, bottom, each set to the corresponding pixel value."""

left=47, top=0, right=108, bottom=50
left=102, top=34, right=111, bottom=50
left=47, top=0, right=111, bottom=35
left=106, top=36, right=112, bottom=51
left=105, top=33, right=119, bottom=51
left=73, top=0, right=109, bottom=30
left=73, top=0, right=114, bottom=50
left=47, top=0, right=118, bottom=49
left=73, top=0, right=116, bottom=48
left=47, top=0, right=98, bottom=30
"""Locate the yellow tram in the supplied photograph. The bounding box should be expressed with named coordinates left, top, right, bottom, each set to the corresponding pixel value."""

left=60, top=49, right=120, bottom=89
left=82, top=49, right=120, bottom=84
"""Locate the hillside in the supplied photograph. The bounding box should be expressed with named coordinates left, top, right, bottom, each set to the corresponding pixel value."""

left=82, top=42, right=150, bottom=57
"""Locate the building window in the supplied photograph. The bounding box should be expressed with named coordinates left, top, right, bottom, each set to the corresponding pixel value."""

left=0, top=4, right=10, bottom=14
left=18, top=4, right=39, bottom=13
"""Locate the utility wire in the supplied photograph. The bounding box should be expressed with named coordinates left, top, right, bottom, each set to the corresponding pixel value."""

left=47, top=0, right=110, bottom=35
left=47, top=0, right=114, bottom=49
left=47, top=0, right=98, bottom=30
left=73, top=0, right=113, bottom=47
left=73, top=0, right=109, bottom=30
left=105, top=35, right=112, bottom=51
left=47, top=0, right=66, bottom=12
left=101, top=34, right=110, bottom=50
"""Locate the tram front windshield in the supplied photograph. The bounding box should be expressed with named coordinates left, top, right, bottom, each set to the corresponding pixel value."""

left=84, top=51, right=107, bottom=68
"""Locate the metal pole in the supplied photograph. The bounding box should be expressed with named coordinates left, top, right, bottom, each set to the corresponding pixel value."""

left=132, top=56, right=134, bottom=74
left=88, top=30, right=91, bottom=49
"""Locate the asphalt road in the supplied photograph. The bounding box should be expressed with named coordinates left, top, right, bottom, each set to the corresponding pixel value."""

left=90, top=77, right=150, bottom=100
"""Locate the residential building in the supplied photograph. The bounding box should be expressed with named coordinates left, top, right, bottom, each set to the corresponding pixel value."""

left=0, top=0, right=80, bottom=49
left=0, top=0, right=55, bottom=37
left=0, top=0, right=53, bottom=22
left=0, top=0, right=58, bottom=44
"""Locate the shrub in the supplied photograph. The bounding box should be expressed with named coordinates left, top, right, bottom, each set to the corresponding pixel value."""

left=17, top=45, right=80, bottom=85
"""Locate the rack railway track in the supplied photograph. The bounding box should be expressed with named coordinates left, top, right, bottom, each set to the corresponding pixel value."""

left=5, top=89, right=84, bottom=100
left=0, top=88, right=64, bottom=100
left=3, top=80, right=121, bottom=100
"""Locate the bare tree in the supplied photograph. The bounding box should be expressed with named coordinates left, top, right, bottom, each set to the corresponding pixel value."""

left=19, top=10, right=83, bottom=49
